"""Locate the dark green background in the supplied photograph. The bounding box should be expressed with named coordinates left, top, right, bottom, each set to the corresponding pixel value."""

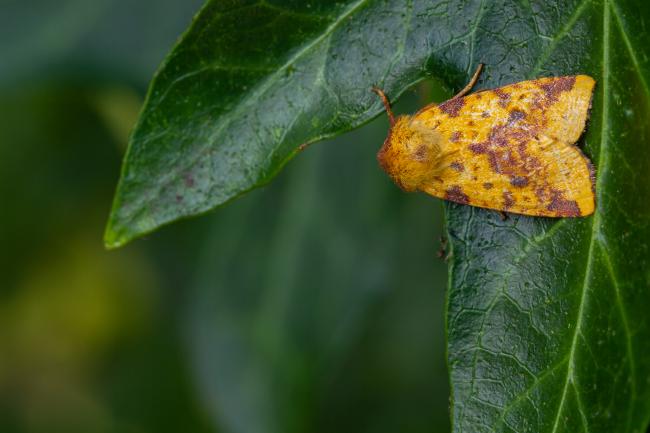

left=0, top=2, right=452, bottom=432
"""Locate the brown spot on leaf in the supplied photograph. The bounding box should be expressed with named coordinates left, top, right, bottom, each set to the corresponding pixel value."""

left=445, top=185, right=470, bottom=205
left=439, top=97, right=465, bottom=117
left=184, top=173, right=195, bottom=188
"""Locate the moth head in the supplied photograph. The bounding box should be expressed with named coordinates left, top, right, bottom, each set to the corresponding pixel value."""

left=371, top=87, right=446, bottom=191
left=377, top=115, right=445, bottom=192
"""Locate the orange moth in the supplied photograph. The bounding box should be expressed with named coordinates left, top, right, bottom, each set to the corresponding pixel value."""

left=372, top=65, right=596, bottom=217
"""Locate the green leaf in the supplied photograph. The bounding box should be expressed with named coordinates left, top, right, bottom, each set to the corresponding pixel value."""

left=444, top=1, right=650, bottom=432
left=106, top=0, right=650, bottom=432
left=104, top=0, right=481, bottom=247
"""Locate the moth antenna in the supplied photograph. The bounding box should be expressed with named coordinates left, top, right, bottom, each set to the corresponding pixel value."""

left=371, top=87, right=395, bottom=126
left=452, top=63, right=484, bottom=99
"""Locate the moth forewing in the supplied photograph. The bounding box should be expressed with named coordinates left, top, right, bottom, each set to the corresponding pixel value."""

left=373, top=68, right=596, bottom=218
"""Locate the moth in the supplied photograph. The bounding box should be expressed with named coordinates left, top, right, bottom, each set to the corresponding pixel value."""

left=372, top=65, right=596, bottom=217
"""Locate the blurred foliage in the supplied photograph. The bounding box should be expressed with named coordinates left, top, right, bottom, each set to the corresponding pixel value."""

left=0, top=1, right=452, bottom=433
left=0, top=83, right=214, bottom=433
left=187, top=111, right=450, bottom=433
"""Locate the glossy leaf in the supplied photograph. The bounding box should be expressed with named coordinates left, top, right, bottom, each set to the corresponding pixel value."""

left=444, top=1, right=650, bottom=432
left=106, top=1, right=650, bottom=432
left=104, top=0, right=491, bottom=247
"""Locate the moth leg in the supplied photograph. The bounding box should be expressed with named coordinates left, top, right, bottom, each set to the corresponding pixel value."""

left=452, top=63, right=484, bottom=99
left=437, top=237, right=451, bottom=261
left=498, top=211, right=508, bottom=221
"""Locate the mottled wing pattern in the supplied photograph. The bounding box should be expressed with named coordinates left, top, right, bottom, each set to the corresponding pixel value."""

left=414, top=75, right=596, bottom=217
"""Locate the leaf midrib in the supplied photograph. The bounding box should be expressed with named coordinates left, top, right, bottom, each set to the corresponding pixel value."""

left=610, top=0, right=650, bottom=97
left=453, top=1, right=602, bottom=429
left=550, top=1, right=610, bottom=431
left=459, top=1, right=642, bottom=431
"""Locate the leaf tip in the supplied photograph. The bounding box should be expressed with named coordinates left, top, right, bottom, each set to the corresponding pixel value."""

left=103, top=219, right=129, bottom=250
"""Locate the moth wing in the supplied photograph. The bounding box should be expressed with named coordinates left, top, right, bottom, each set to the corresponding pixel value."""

left=419, top=134, right=595, bottom=217
left=412, top=75, right=596, bottom=217
left=525, top=75, right=595, bottom=143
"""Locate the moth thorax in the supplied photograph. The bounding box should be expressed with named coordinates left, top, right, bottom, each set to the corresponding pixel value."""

left=377, top=117, right=444, bottom=192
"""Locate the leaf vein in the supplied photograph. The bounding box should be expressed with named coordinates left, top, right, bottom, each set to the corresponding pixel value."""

left=495, top=356, right=570, bottom=428
left=609, top=0, right=650, bottom=98
left=600, top=239, right=637, bottom=432
left=529, top=0, right=592, bottom=77
left=550, top=2, right=610, bottom=431
left=129, top=0, right=371, bottom=227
